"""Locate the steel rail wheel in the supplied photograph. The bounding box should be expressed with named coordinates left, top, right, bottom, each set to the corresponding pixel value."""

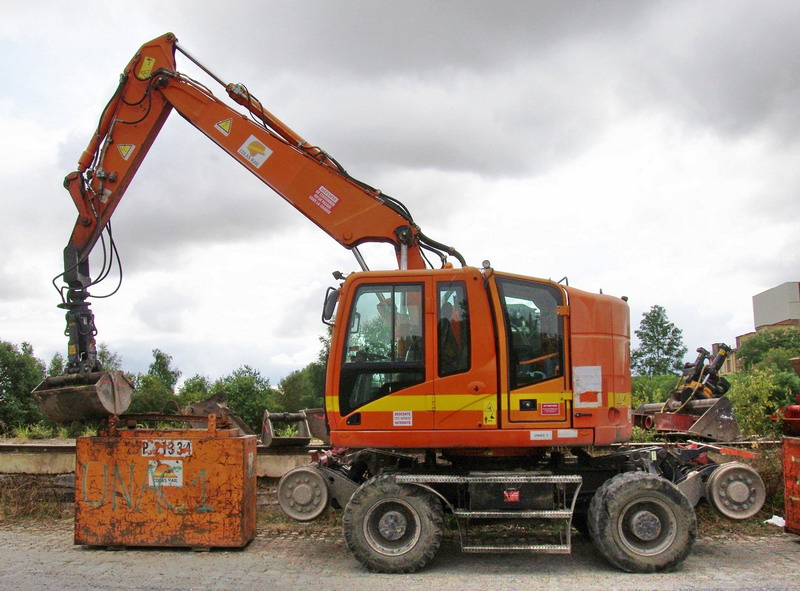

left=705, top=462, right=766, bottom=520
left=277, top=466, right=330, bottom=521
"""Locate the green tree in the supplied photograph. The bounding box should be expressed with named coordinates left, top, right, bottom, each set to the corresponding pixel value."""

left=0, top=341, right=46, bottom=430
left=736, top=327, right=800, bottom=405
left=97, top=343, right=123, bottom=371
left=47, top=352, right=65, bottom=377
left=737, top=327, right=800, bottom=369
left=147, top=349, right=181, bottom=391
left=631, top=305, right=687, bottom=376
left=631, top=374, right=680, bottom=409
left=277, top=330, right=330, bottom=411
left=127, top=349, right=181, bottom=414
left=277, top=364, right=324, bottom=411
left=176, top=374, right=212, bottom=408
left=212, top=365, right=278, bottom=432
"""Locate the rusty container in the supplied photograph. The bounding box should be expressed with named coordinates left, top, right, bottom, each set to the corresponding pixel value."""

left=75, top=420, right=257, bottom=548
left=784, top=436, right=800, bottom=536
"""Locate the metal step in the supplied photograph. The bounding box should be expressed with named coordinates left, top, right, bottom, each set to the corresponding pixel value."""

left=397, top=473, right=582, bottom=485
left=396, top=470, right=582, bottom=555
left=453, top=509, right=573, bottom=519
left=463, top=544, right=571, bottom=553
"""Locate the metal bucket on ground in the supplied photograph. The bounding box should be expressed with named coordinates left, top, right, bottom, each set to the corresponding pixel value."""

left=634, top=396, right=740, bottom=441
left=261, top=410, right=313, bottom=447
left=32, top=370, right=134, bottom=423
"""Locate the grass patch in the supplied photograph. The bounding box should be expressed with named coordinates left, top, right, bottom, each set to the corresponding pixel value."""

left=696, top=504, right=783, bottom=537
left=9, top=424, right=53, bottom=441
left=257, top=504, right=340, bottom=529
left=0, top=475, right=70, bottom=521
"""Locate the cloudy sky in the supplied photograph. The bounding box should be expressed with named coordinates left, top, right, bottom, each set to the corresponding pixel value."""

left=1, top=1, right=798, bottom=385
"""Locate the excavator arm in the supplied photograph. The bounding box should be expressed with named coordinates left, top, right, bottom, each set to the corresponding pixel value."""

left=57, top=32, right=463, bottom=377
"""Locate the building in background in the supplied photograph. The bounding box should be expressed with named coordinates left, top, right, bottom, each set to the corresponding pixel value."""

left=723, top=282, right=800, bottom=373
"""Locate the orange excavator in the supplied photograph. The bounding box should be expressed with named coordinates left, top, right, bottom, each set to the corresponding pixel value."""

left=34, top=33, right=765, bottom=574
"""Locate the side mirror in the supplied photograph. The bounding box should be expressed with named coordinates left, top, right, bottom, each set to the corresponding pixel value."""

left=322, top=287, right=340, bottom=325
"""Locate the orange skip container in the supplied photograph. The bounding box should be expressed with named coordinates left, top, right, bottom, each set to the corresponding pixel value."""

left=75, top=419, right=257, bottom=548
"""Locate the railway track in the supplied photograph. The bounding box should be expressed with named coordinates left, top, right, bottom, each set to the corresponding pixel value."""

left=0, top=441, right=321, bottom=477
left=0, top=439, right=780, bottom=476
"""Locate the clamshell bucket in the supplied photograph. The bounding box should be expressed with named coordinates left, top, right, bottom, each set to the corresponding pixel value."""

left=32, top=370, right=134, bottom=423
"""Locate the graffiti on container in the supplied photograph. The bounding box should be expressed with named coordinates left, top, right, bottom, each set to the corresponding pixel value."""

left=80, top=462, right=215, bottom=513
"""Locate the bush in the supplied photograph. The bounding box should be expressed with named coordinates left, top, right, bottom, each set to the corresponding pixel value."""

left=632, top=374, right=680, bottom=409
left=0, top=341, right=45, bottom=429
left=11, top=423, right=54, bottom=441
left=211, top=366, right=279, bottom=432
left=0, top=475, right=66, bottom=519
left=726, top=369, right=784, bottom=439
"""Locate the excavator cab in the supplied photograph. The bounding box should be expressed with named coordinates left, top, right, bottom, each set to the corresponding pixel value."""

left=324, top=266, right=631, bottom=449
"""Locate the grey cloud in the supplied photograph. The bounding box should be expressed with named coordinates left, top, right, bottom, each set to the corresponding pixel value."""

left=132, top=285, right=197, bottom=334
left=620, top=2, right=800, bottom=141
left=169, top=1, right=650, bottom=78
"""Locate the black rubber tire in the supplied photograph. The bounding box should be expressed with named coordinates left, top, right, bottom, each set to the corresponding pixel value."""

left=343, top=473, right=443, bottom=573
left=588, top=471, right=696, bottom=573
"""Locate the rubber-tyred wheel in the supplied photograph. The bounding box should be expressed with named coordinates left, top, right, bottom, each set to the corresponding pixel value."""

left=588, top=471, right=696, bottom=573
left=343, top=473, right=443, bottom=573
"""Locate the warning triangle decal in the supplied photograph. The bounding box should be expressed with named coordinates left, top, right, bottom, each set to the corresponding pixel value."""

left=215, top=118, right=233, bottom=136
left=117, top=144, right=134, bottom=160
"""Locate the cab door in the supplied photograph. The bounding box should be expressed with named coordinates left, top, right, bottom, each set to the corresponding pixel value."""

left=333, top=279, right=434, bottom=432
left=494, top=277, right=572, bottom=431
left=432, top=272, right=499, bottom=432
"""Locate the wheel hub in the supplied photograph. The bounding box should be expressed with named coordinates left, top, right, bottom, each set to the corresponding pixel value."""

left=629, top=510, right=662, bottom=541
left=363, top=498, right=422, bottom=557
left=292, top=483, right=314, bottom=505
left=378, top=510, right=408, bottom=540
left=618, top=496, right=677, bottom=557
left=726, top=479, right=750, bottom=504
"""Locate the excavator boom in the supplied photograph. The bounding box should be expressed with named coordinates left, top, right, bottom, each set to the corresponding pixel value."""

left=65, top=32, right=434, bottom=279
left=39, top=32, right=463, bottom=423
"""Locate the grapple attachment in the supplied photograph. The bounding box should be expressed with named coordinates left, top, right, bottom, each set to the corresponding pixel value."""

left=32, top=370, right=134, bottom=423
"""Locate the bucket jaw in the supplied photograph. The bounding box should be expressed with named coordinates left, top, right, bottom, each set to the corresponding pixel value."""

left=32, top=370, right=134, bottom=424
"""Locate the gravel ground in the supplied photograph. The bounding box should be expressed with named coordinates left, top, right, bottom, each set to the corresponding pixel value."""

left=1, top=517, right=799, bottom=591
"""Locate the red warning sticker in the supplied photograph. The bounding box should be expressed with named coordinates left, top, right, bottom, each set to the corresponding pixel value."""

left=541, top=403, right=561, bottom=415
left=309, top=185, right=340, bottom=214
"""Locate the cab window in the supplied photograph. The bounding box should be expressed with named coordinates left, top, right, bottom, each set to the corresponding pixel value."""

left=497, top=278, right=564, bottom=389
left=438, top=282, right=470, bottom=377
left=339, top=284, right=424, bottom=415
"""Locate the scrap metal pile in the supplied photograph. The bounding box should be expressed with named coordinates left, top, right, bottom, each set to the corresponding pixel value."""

left=634, top=344, right=739, bottom=441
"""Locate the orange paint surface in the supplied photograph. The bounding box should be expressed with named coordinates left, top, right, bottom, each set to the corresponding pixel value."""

left=75, top=427, right=257, bottom=548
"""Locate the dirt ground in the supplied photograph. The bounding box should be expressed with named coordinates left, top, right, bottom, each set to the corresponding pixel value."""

left=1, top=516, right=799, bottom=591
